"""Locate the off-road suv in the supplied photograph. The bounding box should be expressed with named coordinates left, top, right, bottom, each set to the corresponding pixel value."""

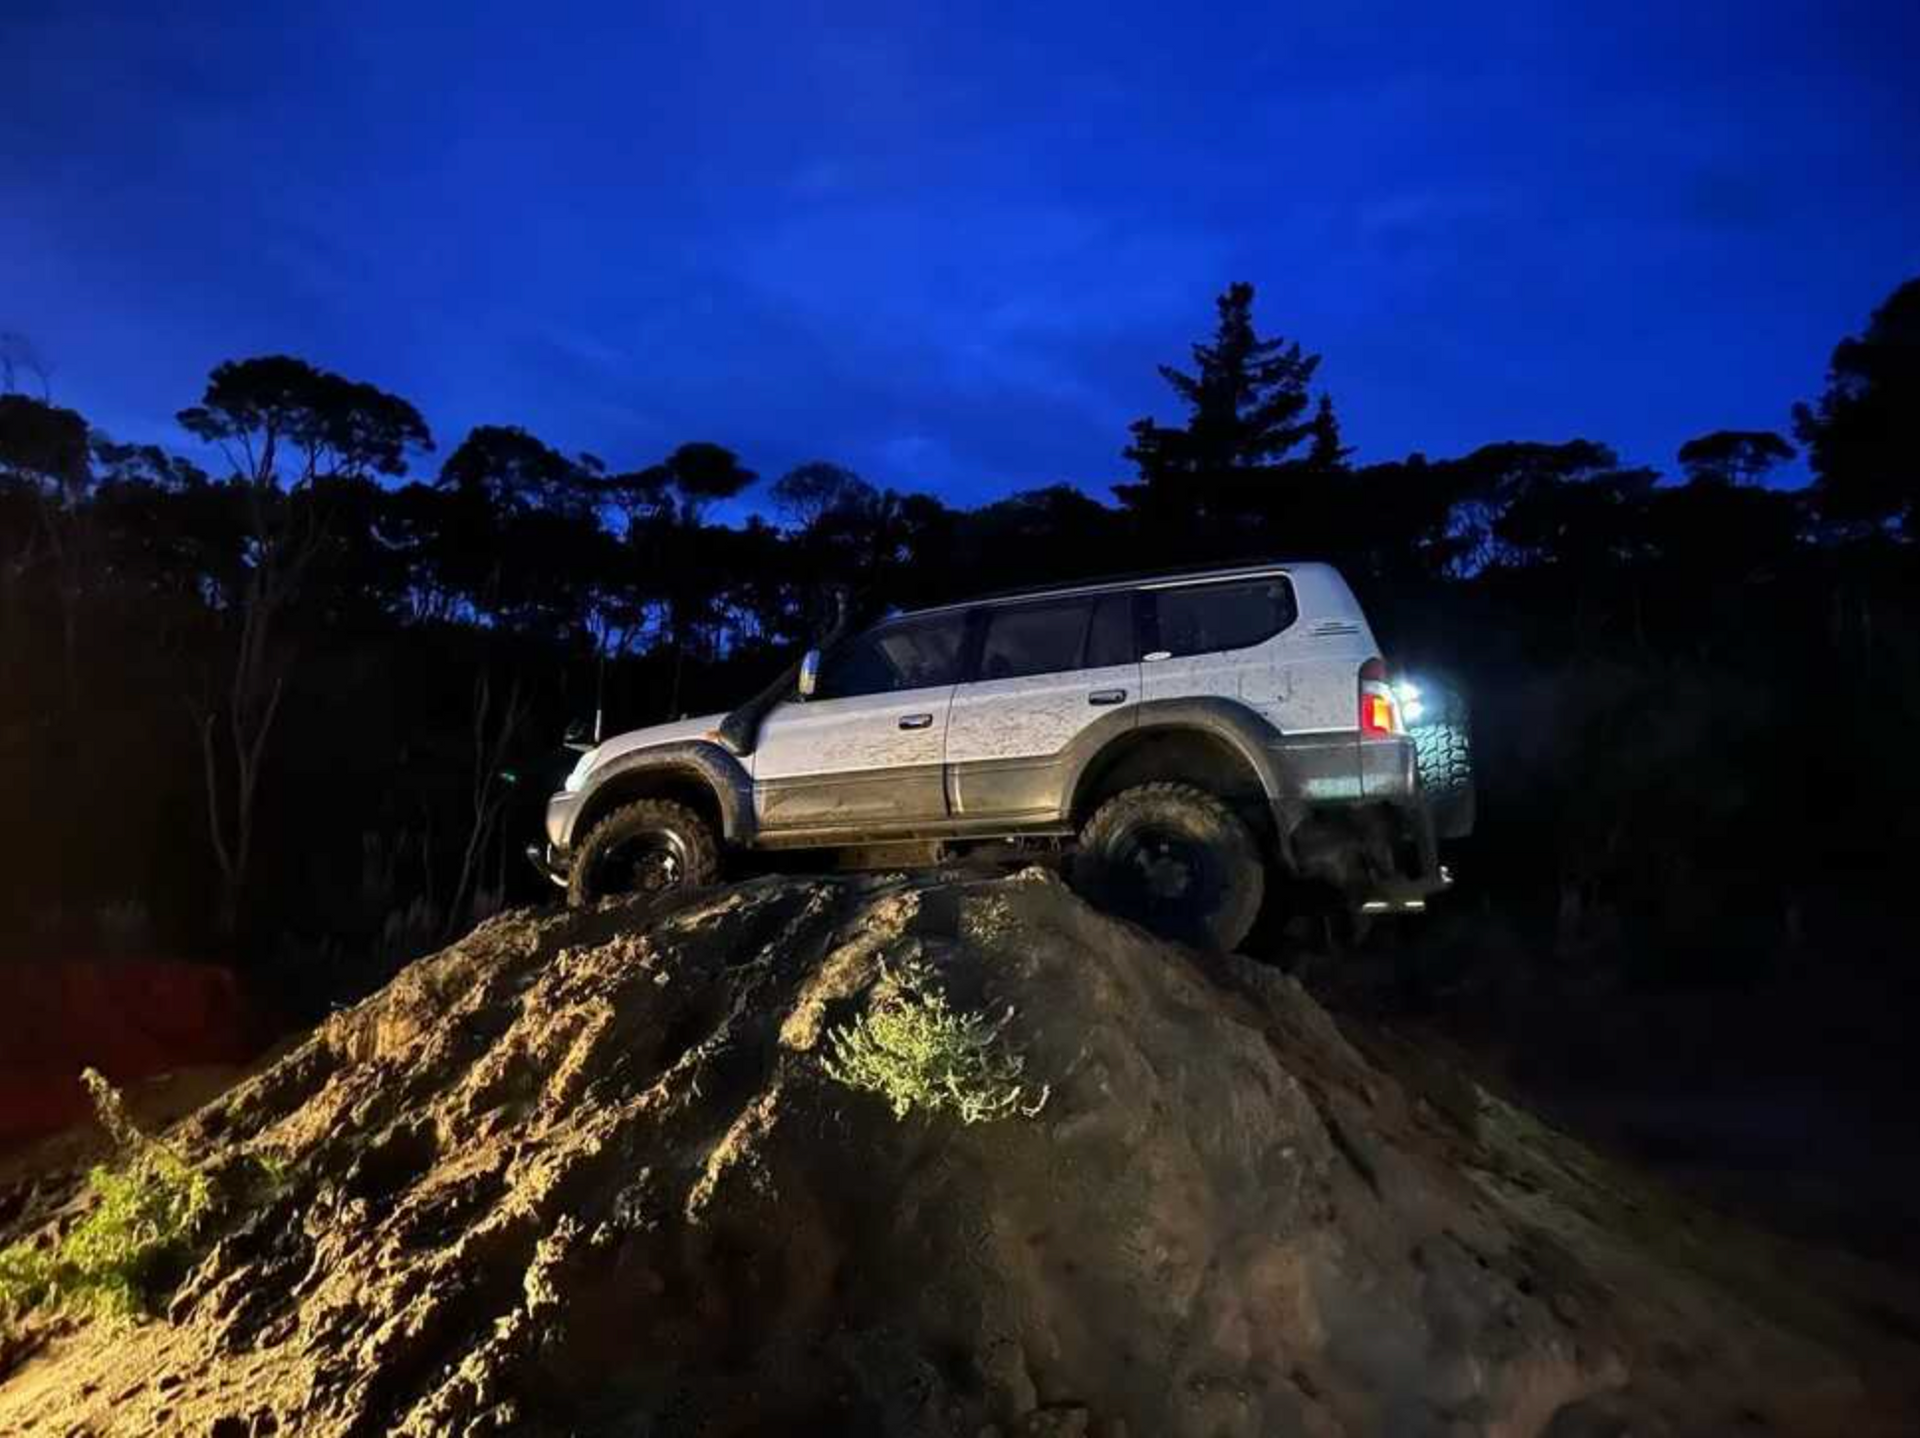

left=535, top=562, right=1473, bottom=950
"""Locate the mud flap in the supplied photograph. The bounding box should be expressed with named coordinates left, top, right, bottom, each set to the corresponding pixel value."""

left=1283, top=801, right=1450, bottom=912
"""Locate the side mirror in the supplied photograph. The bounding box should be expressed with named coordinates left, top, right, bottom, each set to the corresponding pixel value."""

left=797, top=648, right=822, bottom=699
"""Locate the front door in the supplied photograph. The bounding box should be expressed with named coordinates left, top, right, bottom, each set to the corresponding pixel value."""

left=751, top=609, right=970, bottom=836
left=946, top=591, right=1141, bottom=822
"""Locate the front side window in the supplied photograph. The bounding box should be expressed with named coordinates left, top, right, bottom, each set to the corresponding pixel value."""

left=1146, top=577, right=1296, bottom=657
left=816, top=612, right=968, bottom=699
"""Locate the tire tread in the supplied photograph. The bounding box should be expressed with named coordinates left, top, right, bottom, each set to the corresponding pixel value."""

left=1072, top=781, right=1265, bottom=951
left=567, top=798, right=721, bottom=908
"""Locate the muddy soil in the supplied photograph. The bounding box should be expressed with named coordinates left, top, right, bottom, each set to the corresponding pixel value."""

left=2, top=870, right=1916, bottom=1436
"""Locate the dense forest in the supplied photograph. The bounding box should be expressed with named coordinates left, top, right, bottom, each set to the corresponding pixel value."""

left=2, top=276, right=1916, bottom=1003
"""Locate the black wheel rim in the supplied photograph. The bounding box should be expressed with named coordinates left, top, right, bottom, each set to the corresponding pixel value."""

left=593, top=829, right=693, bottom=898
left=1108, top=823, right=1221, bottom=927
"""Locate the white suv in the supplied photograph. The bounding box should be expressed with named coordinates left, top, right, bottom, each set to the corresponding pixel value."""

left=536, top=561, right=1473, bottom=950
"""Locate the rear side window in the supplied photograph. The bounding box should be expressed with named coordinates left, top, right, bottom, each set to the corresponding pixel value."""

left=1146, top=577, right=1296, bottom=657
left=978, top=599, right=1094, bottom=681
left=818, top=612, right=969, bottom=698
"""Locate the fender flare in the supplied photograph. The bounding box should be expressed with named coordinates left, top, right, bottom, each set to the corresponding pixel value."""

left=1058, top=698, right=1295, bottom=814
left=1057, top=698, right=1337, bottom=862
left=568, top=741, right=756, bottom=847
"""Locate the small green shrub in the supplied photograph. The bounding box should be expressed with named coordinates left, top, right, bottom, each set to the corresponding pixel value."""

left=824, top=959, right=1048, bottom=1125
left=0, top=1069, right=215, bottom=1325
left=0, top=1242, right=56, bottom=1317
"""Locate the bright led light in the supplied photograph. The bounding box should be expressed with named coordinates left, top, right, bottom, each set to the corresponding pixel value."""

left=1393, top=681, right=1421, bottom=702
left=1402, top=699, right=1426, bottom=722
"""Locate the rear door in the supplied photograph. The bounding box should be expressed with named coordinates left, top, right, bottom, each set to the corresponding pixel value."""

left=946, top=591, right=1141, bottom=822
left=751, top=610, right=970, bottom=834
left=1138, top=574, right=1301, bottom=724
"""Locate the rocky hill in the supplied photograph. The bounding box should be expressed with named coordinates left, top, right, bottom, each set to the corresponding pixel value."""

left=2, top=870, right=1916, bottom=1436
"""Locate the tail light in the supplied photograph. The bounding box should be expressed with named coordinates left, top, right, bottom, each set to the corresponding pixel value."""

left=1359, top=657, right=1402, bottom=737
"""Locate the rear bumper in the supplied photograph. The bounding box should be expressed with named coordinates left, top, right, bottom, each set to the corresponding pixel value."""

left=1359, top=735, right=1420, bottom=801
left=1274, top=732, right=1451, bottom=907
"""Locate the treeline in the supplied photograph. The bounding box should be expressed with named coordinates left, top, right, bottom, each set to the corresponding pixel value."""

left=1, top=279, right=1916, bottom=987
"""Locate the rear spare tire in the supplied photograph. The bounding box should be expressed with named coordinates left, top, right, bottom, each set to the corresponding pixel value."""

left=1410, top=689, right=1476, bottom=841
left=1071, top=782, right=1266, bottom=951
left=567, top=799, right=720, bottom=908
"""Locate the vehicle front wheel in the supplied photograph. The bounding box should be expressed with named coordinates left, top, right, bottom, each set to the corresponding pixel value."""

left=1070, top=782, right=1266, bottom=951
left=567, top=799, right=720, bottom=908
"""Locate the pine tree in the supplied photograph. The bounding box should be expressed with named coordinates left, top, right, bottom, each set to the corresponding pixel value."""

left=1119, top=283, right=1342, bottom=528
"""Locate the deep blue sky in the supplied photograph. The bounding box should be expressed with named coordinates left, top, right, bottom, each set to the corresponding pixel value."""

left=3, top=1, right=1915, bottom=506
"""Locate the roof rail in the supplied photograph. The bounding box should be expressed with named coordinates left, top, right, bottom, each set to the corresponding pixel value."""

left=907, top=558, right=1304, bottom=615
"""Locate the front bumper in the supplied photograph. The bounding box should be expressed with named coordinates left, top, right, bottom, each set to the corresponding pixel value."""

left=545, top=790, right=583, bottom=851
left=528, top=841, right=569, bottom=888
left=530, top=790, right=583, bottom=888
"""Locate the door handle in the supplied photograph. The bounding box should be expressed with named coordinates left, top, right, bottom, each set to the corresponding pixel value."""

left=1088, top=688, right=1127, bottom=706
left=898, top=713, right=934, bottom=730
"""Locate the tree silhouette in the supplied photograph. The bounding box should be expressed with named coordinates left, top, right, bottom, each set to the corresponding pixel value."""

left=1120, top=282, right=1341, bottom=535
left=771, top=461, right=876, bottom=533
left=660, top=441, right=756, bottom=518
left=1795, top=276, right=1920, bottom=532
left=1439, top=439, right=1619, bottom=573
left=179, top=356, right=430, bottom=485
left=438, top=424, right=594, bottom=518
left=0, top=395, right=95, bottom=712
left=177, top=356, right=433, bottom=936
left=626, top=442, right=759, bottom=715
left=1676, top=430, right=1794, bottom=488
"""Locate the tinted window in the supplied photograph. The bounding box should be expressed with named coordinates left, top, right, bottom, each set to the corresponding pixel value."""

left=978, top=599, right=1094, bottom=681
left=816, top=612, right=968, bottom=699
left=1147, top=578, right=1296, bottom=657
left=1085, top=592, right=1137, bottom=668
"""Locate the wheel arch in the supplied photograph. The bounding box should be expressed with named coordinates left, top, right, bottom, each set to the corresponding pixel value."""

left=569, top=742, right=754, bottom=850
left=1064, top=703, right=1286, bottom=843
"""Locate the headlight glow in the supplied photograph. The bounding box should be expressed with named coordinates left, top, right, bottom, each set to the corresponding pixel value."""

left=1393, top=681, right=1421, bottom=703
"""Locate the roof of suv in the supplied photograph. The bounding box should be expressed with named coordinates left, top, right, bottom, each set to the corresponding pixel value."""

left=899, top=559, right=1324, bottom=620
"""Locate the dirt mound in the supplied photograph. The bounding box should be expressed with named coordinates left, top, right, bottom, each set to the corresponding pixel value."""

left=2, top=871, right=1916, bottom=1436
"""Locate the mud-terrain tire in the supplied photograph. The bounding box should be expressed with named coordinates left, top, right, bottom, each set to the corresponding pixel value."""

left=1412, top=716, right=1476, bottom=840
left=567, top=799, right=720, bottom=908
left=1071, top=783, right=1266, bottom=952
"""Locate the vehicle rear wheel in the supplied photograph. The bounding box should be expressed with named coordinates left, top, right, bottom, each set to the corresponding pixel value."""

left=567, top=799, right=720, bottom=908
left=1071, top=782, right=1266, bottom=951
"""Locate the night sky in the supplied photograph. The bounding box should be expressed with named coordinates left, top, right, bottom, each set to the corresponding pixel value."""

left=4, top=1, right=1916, bottom=506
